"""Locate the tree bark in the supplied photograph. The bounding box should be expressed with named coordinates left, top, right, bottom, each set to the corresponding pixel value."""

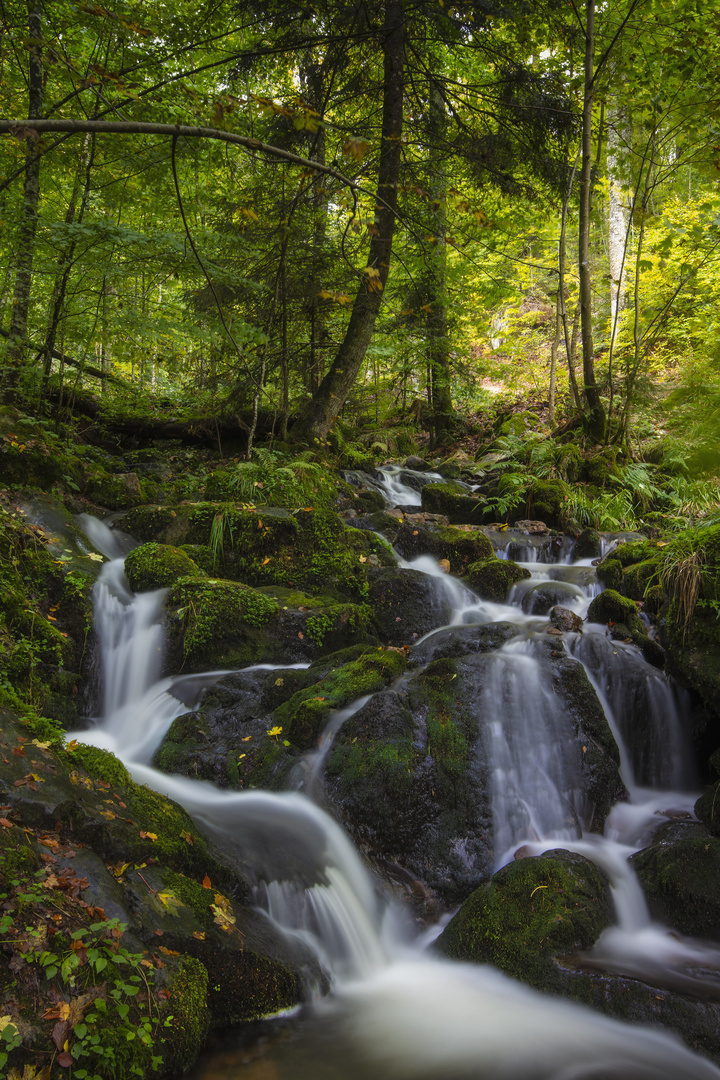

left=578, top=0, right=606, bottom=441
left=426, top=72, right=455, bottom=443
left=3, top=2, right=42, bottom=402
left=289, top=0, right=405, bottom=444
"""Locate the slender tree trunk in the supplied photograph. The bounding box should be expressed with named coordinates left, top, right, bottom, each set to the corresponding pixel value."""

left=3, top=2, right=42, bottom=402
left=426, top=72, right=455, bottom=443
left=41, top=132, right=96, bottom=399
left=578, top=0, right=606, bottom=440
left=290, top=0, right=404, bottom=444
left=607, top=109, right=627, bottom=333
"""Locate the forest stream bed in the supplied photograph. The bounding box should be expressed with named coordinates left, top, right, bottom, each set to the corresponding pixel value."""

left=4, top=450, right=720, bottom=1080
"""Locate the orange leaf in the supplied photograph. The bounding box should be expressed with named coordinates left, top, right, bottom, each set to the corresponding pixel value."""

left=202, top=875, right=212, bottom=889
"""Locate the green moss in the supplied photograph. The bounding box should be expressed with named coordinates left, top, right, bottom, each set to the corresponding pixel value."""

left=420, top=482, right=484, bottom=524
left=527, top=479, right=569, bottom=528
left=597, top=558, right=622, bottom=590
left=434, top=850, right=614, bottom=989
left=68, top=743, right=131, bottom=787
left=124, top=542, right=205, bottom=592
left=117, top=505, right=177, bottom=542
left=633, top=829, right=720, bottom=940
left=465, top=557, right=530, bottom=601
left=572, top=528, right=601, bottom=560
left=167, top=577, right=281, bottom=669
left=623, top=558, right=661, bottom=600
left=396, top=523, right=493, bottom=574
left=587, top=589, right=644, bottom=635
left=272, top=648, right=407, bottom=750
left=84, top=471, right=145, bottom=510
left=497, top=410, right=538, bottom=437
left=164, top=956, right=210, bottom=1074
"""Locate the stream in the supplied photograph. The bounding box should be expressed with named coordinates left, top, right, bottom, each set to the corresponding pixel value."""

left=72, top=472, right=720, bottom=1079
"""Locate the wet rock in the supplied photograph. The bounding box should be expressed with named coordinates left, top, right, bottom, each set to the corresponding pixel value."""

left=572, top=528, right=601, bottom=560
left=513, top=519, right=550, bottom=534
left=550, top=606, right=584, bottom=633
left=434, top=850, right=614, bottom=988
left=395, top=521, right=493, bottom=575
left=368, top=568, right=453, bottom=647
left=409, top=622, right=520, bottom=664
left=633, top=821, right=720, bottom=941
left=465, top=557, right=531, bottom=602
left=587, top=589, right=645, bottom=636
left=420, top=482, right=485, bottom=525
left=521, top=580, right=583, bottom=615
left=405, top=455, right=429, bottom=471
left=125, top=541, right=205, bottom=591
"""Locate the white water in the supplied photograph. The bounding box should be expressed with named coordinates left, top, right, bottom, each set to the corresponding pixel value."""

left=74, top=514, right=720, bottom=1080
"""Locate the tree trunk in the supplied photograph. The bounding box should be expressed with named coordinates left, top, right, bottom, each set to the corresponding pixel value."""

left=607, top=108, right=627, bottom=334
left=426, top=72, right=455, bottom=443
left=578, top=0, right=606, bottom=441
left=3, top=1, right=42, bottom=403
left=290, top=0, right=404, bottom=444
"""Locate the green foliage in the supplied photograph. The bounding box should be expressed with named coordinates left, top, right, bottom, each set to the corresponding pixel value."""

left=207, top=450, right=338, bottom=509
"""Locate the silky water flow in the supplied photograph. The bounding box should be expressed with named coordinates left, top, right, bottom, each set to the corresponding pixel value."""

left=72, top=511, right=720, bottom=1080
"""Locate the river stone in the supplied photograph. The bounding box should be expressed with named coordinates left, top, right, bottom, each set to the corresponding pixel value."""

left=572, top=527, right=601, bottom=560
left=632, top=821, right=720, bottom=941
left=394, top=522, right=493, bottom=574
left=367, top=567, right=452, bottom=646
left=410, top=622, right=520, bottom=664
left=521, top=580, right=582, bottom=615
left=434, top=849, right=614, bottom=989
left=465, top=557, right=531, bottom=602
left=550, top=606, right=584, bottom=633
left=420, top=482, right=485, bottom=525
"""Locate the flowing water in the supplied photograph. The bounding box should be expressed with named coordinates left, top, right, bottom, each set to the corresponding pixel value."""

left=72, top=505, right=720, bottom=1080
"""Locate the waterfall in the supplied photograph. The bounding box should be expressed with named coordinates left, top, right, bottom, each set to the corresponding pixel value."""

left=73, top=513, right=720, bottom=1080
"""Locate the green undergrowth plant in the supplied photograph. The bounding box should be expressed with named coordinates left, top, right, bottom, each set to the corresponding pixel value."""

left=0, top=864, right=172, bottom=1079
left=225, top=449, right=338, bottom=509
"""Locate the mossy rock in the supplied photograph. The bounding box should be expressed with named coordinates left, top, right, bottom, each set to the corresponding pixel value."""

left=395, top=522, right=493, bottom=575
left=354, top=489, right=386, bottom=513
left=525, top=479, right=569, bottom=529
left=367, top=567, right=453, bottom=646
left=571, top=528, right=601, bottom=560
left=434, top=849, right=614, bottom=990
left=587, top=589, right=644, bottom=636
left=622, top=558, right=662, bottom=601
left=420, top=482, right=484, bottom=525
left=496, top=410, right=539, bottom=438
left=581, top=450, right=621, bottom=486
left=465, top=558, right=531, bottom=602
left=632, top=823, right=720, bottom=941
left=124, top=541, right=206, bottom=592
left=84, top=471, right=146, bottom=510
left=556, top=443, right=582, bottom=483
left=271, top=648, right=407, bottom=751
left=597, top=557, right=622, bottom=591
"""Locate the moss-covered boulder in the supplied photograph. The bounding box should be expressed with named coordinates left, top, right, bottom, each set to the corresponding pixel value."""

left=525, top=479, right=568, bottom=529
left=465, top=557, right=530, bottom=602
left=420, top=482, right=485, bottom=525
left=597, top=557, right=622, bottom=591
left=0, top=707, right=320, bottom=1078
left=367, top=567, right=453, bottom=645
left=434, top=850, right=614, bottom=989
left=587, top=589, right=644, bottom=636
left=164, top=577, right=377, bottom=673
left=125, top=541, right=206, bottom=592
left=84, top=470, right=146, bottom=510
left=395, top=522, right=493, bottom=575
left=632, top=822, right=720, bottom=941
left=118, top=503, right=392, bottom=602
left=521, top=580, right=584, bottom=615
left=572, top=528, right=601, bottom=560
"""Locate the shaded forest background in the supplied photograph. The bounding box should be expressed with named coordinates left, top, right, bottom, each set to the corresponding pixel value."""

left=1, top=0, right=720, bottom=468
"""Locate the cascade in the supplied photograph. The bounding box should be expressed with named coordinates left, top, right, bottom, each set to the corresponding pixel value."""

left=73, top=509, right=720, bottom=1080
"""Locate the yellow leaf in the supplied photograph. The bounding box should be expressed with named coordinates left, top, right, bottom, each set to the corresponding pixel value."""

left=180, top=829, right=195, bottom=845
left=267, top=726, right=283, bottom=739
left=139, top=831, right=158, bottom=841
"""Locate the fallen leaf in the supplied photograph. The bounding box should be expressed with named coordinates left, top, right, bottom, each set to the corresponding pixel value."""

left=139, top=831, right=157, bottom=841
left=202, top=875, right=212, bottom=889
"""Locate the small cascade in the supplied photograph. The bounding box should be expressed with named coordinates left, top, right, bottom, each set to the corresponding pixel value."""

left=480, top=638, right=586, bottom=868
left=344, top=464, right=443, bottom=508
left=72, top=512, right=720, bottom=1079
